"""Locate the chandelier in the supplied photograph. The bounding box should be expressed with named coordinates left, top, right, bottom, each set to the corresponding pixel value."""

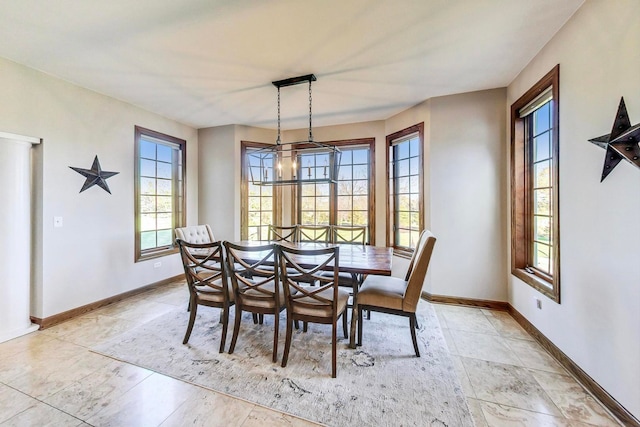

left=248, top=74, right=341, bottom=186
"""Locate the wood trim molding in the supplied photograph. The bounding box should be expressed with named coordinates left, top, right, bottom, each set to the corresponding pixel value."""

left=422, top=292, right=509, bottom=311
left=30, top=274, right=184, bottom=330
left=508, top=306, right=638, bottom=427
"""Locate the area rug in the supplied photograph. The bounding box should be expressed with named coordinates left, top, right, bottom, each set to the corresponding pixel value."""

left=92, top=302, right=472, bottom=426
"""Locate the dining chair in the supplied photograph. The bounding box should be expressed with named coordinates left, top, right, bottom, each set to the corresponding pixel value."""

left=224, top=241, right=286, bottom=363
left=297, top=224, right=331, bottom=243
left=356, top=230, right=436, bottom=357
left=175, top=224, right=216, bottom=244
left=177, top=239, right=233, bottom=353
left=331, top=225, right=367, bottom=245
left=268, top=224, right=298, bottom=242
left=278, top=244, right=348, bottom=378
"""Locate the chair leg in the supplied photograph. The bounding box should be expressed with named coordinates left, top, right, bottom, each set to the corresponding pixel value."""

left=229, top=305, right=243, bottom=354
left=332, top=321, right=337, bottom=378
left=272, top=310, right=279, bottom=363
left=357, top=306, right=363, bottom=346
left=294, top=320, right=300, bottom=330
left=409, top=313, right=420, bottom=357
left=259, top=314, right=264, bottom=325
left=303, top=321, right=308, bottom=332
left=183, top=297, right=198, bottom=344
left=252, top=313, right=258, bottom=324
left=282, top=316, right=293, bottom=368
left=219, top=305, right=229, bottom=353
left=367, top=309, right=371, bottom=320
left=342, top=310, right=348, bottom=339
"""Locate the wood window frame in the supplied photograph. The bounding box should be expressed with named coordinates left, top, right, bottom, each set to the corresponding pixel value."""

left=134, top=125, right=186, bottom=262
left=241, top=141, right=282, bottom=240
left=510, top=65, right=561, bottom=303
left=386, top=123, right=424, bottom=258
left=291, top=138, right=376, bottom=245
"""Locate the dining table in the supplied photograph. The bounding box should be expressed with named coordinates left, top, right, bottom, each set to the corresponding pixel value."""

left=230, top=240, right=393, bottom=348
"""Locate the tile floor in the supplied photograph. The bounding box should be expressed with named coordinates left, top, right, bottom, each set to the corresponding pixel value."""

left=0, top=281, right=622, bottom=426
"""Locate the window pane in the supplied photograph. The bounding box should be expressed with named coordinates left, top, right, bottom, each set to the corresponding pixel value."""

left=410, top=230, right=420, bottom=248
left=534, top=161, right=551, bottom=188
left=339, top=150, right=352, bottom=165
left=337, top=211, right=352, bottom=225
left=410, top=176, right=419, bottom=193
left=140, top=140, right=156, bottom=160
left=157, top=179, right=171, bottom=195
left=301, top=211, right=315, bottom=224
left=353, top=196, right=367, bottom=210
left=397, top=229, right=410, bottom=247
left=248, top=226, right=259, bottom=241
left=262, top=196, right=272, bottom=211
left=409, top=157, right=419, bottom=175
left=157, top=196, right=172, bottom=212
left=301, top=184, right=315, bottom=197
left=534, top=102, right=551, bottom=136
left=409, top=138, right=419, bottom=157
left=316, top=196, right=329, bottom=211
left=353, top=180, right=368, bottom=195
left=157, top=162, right=172, bottom=179
left=353, top=211, right=368, bottom=226
left=157, top=229, right=172, bottom=247
left=338, top=165, right=352, bottom=180
left=337, top=181, right=352, bottom=196
left=140, top=196, right=156, bottom=213
left=397, top=159, right=409, bottom=176
left=260, top=212, right=272, bottom=225
left=316, top=184, right=330, bottom=196
left=157, top=144, right=172, bottom=162
left=301, top=197, right=315, bottom=211
left=397, top=195, right=410, bottom=211
left=248, top=212, right=260, bottom=226
left=410, top=194, right=420, bottom=212
left=317, top=211, right=330, bottom=224
left=338, top=196, right=352, bottom=210
left=140, top=214, right=156, bottom=232
left=397, top=211, right=410, bottom=228
left=140, top=159, right=156, bottom=177
left=397, top=142, right=409, bottom=159
left=352, top=164, right=367, bottom=179
left=157, top=213, right=171, bottom=230
left=410, top=212, right=420, bottom=229
left=534, top=189, right=550, bottom=215
left=533, top=242, right=550, bottom=273
left=140, top=231, right=156, bottom=251
left=534, top=132, right=550, bottom=162
left=352, top=149, right=368, bottom=164
left=534, top=215, right=550, bottom=243
left=397, top=177, right=410, bottom=193
left=140, top=177, right=156, bottom=195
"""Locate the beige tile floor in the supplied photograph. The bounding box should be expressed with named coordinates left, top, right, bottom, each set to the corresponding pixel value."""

left=0, top=281, right=622, bottom=426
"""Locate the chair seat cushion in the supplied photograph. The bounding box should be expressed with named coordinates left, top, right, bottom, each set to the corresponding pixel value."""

left=238, top=280, right=286, bottom=309
left=357, top=275, right=407, bottom=311
left=291, top=287, right=349, bottom=318
left=195, top=279, right=234, bottom=303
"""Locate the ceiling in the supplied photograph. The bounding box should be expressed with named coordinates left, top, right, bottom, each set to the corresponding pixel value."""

left=0, top=0, right=583, bottom=130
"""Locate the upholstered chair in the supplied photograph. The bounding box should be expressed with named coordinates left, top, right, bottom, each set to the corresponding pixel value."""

left=356, top=230, right=436, bottom=357
left=175, top=224, right=216, bottom=244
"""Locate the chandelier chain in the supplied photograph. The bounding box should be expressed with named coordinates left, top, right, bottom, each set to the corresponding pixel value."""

left=277, top=86, right=281, bottom=144
left=309, top=80, right=313, bottom=142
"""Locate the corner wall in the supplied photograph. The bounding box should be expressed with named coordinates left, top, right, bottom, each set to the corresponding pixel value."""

left=0, top=57, right=198, bottom=318
left=507, top=0, right=640, bottom=417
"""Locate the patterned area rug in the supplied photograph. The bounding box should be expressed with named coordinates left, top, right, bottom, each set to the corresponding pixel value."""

left=92, top=302, right=472, bottom=427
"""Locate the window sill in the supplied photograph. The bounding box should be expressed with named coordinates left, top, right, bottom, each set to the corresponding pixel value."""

left=392, top=248, right=414, bottom=260
left=512, top=268, right=559, bottom=303
left=136, top=247, right=179, bottom=263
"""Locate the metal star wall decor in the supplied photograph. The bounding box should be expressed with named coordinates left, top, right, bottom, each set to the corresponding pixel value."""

left=589, top=97, right=640, bottom=181
left=69, top=155, right=119, bottom=194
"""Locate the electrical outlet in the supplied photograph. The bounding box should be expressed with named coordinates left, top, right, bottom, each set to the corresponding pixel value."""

left=53, top=216, right=63, bottom=228
left=153, top=261, right=162, bottom=268
left=535, top=298, right=542, bottom=310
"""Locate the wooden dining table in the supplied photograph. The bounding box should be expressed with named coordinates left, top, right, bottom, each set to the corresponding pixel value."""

left=230, top=240, right=393, bottom=348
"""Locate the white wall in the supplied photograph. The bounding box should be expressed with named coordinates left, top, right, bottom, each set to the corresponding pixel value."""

left=430, top=89, right=507, bottom=301
left=0, top=57, right=198, bottom=318
left=507, top=0, right=640, bottom=417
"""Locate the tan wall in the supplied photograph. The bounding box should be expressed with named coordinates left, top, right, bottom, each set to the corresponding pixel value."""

left=507, top=0, right=640, bottom=417
left=0, top=57, right=198, bottom=318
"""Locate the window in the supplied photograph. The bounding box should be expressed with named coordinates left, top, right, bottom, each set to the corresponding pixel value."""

left=295, top=138, right=375, bottom=244
left=134, top=126, right=186, bottom=261
left=511, top=65, right=560, bottom=302
left=241, top=141, right=280, bottom=240
left=386, top=123, right=424, bottom=257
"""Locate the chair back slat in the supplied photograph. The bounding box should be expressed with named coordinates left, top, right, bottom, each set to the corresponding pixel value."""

left=269, top=225, right=298, bottom=242
left=177, top=239, right=227, bottom=295
left=224, top=242, right=278, bottom=301
left=332, top=225, right=367, bottom=245
left=278, top=245, right=339, bottom=311
left=403, top=231, right=436, bottom=312
left=298, top=225, right=331, bottom=243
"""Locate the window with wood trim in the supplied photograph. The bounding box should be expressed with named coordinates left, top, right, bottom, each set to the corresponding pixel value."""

left=386, top=123, right=424, bottom=257
left=134, top=126, right=186, bottom=261
left=241, top=141, right=281, bottom=240
left=511, top=65, right=561, bottom=302
left=294, top=138, right=375, bottom=244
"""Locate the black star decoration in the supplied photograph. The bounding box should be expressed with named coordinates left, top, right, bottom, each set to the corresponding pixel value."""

left=589, top=97, right=640, bottom=181
left=69, top=156, right=119, bottom=194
